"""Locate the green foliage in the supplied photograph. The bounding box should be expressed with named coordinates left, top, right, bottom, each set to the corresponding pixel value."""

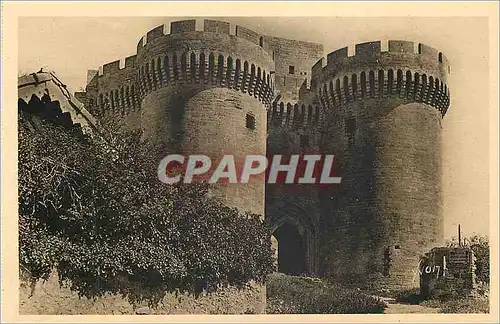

left=447, top=234, right=490, bottom=284
left=266, top=273, right=386, bottom=314
left=422, top=297, right=489, bottom=314
left=393, top=288, right=425, bottom=304
left=18, top=109, right=274, bottom=306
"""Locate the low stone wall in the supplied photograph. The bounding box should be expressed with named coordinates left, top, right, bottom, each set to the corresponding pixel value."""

left=20, top=271, right=266, bottom=315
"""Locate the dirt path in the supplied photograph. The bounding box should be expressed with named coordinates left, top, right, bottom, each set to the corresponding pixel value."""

left=378, top=297, right=440, bottom=314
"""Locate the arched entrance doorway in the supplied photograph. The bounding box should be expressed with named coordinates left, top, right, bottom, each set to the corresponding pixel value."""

left=266, top=195, right=320, bottom=276
left=272, top=222, right=307, bottom=275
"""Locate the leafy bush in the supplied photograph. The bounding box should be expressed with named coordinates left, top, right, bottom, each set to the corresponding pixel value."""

left=393, top=288, right=425, bottom=305
left=18, top=108, right=274, bottom=306
left=266, top=273, right=386, bottom=314
left=422, top=297, right=489, bottom=314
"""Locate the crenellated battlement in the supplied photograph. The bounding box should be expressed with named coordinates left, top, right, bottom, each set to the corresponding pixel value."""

left=136, top=19, right=271, bottom=56
left=89, top=19, right=276, bottom=121
left=18, top=71, right=102, bottom=136
left=102, top=60, right=120, bottom=75
left=312, top=40, right=451, bottom=117
left=92, top=54, right=140, bottom=118
left=72, top=20, right=453, bottom=291
left=312, top=40, right=450, bottom=83
left=267, top=100, right=322, bottom=130
left=322, top=40, right=449, bottom=68
left=99, top=55, right=137, bottom=76
left=133, top=19, right=275, bottom=109
left=316, top=68, right=450, bottom=117
left=96, top=83, right=141, bottom=119
left=136, top=51, right=275, bottom=107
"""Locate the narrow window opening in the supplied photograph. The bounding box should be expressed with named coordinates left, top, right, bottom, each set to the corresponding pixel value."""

left=352, top=74, right=358, bottom=99
left=336, top=79, right=341, bottom=100
left=226, top=57, right=233, bottom=85
left=396, top=69, right=403, bottom=92
left=343, top=76, right=350, bottom=101
left=345, top=117, right=356, bottom=136
left=369, top=71, right=375, bottom=98
left=277, top=102, right=284, bottom=125
left=259, top=36, right=264, bottom=47
left=199, top=53, right=205, bottom=80
left=388, top=69, right=394, bottom=94
left=217, top=54, right=224, bottom=79
left=288, top=65, right=295, bottom=75
left=180, top=53, right=187, bottom=79
left=378, top=70, right=384, bottom=95
left=235, top=58, right=241, bottom=85
left=405, top=71, right=412, bottom=98
left=345, top=117, right=356, bottom=148
left=360, top=72, right=366, bottom=98
left=190, top=52, right=196, bottom=81
left=246, top=113, right=256, bottom=130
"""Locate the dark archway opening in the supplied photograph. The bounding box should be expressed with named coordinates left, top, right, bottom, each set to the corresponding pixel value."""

left=273, top=223, right=306, bottom=275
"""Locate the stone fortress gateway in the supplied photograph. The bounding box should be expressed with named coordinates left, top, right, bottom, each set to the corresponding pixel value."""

left=76, top=19, right=451, bottom=290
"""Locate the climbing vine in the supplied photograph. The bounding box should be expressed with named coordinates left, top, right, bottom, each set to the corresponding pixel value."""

left=18, top=108, right=274, bottom=306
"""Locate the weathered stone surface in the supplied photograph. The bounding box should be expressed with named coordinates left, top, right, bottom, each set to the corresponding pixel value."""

left=420, top=247, right=476, bottom=298
left=75, top=19, right=451, bottom=292
left=19, top=271, right=266, bottom=315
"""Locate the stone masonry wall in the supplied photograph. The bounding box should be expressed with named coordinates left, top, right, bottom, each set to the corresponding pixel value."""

left=313, top=40, right=449, bottom=289
left=262, top=35, right=323, bottom=102
left=141, top=85, right=267, bottom=216
left=78, top=23, right=452, bottom=292
left=20, top=271, right=265, bottom=315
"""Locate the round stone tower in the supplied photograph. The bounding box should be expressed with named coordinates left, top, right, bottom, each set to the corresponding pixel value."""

left=311, top=40, right=451, bottom=289
left=136, top=19, right=275, bottom=216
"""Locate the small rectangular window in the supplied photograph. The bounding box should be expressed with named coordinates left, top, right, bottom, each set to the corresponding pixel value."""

left=345, top=117, right=356, bottom=136
left=246, top=113, right=256, bottom=130
left=345, top=117, right=356, bottom=148
left=288, top=65, right=295, bottom=75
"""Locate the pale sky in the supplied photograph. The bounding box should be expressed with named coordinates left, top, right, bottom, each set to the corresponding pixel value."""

left=18, top=16, right=490, bottom=239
